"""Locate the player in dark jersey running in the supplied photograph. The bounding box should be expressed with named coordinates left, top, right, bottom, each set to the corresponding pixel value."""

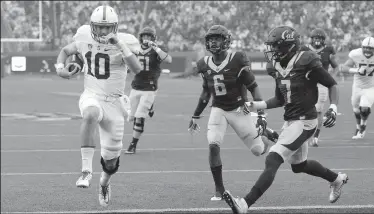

left=222, top=26, right=348, bottom=214
left=124, top=27, right=172, bottom=154
left=300, top=28, right=339, bottom=147
left=188, top=25, right=279, bottom=201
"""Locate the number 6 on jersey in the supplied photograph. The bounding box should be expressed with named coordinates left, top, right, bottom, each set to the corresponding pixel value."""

left=213, top=74, right=227, bottom=96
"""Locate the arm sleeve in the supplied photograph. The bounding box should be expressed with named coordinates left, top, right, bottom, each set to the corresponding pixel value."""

left=238, top=67, right=258, bottom=92
left=306, top=59, right=337, bottom=87
left=265, top=81, right=285, bottom=109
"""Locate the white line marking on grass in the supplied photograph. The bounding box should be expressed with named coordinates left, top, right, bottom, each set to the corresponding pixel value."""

left=1, top=143, right=373, bottom=153
left=1, top=132, right=369, bottom=140
left=2, top=204, right=374, bottom=213
left=2, top=168, right=374, bottom=176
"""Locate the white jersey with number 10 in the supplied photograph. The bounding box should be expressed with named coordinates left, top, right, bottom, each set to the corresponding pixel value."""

left=349, top=48, right=374, bottom=89
left=73, top=25, right=140, bottom=96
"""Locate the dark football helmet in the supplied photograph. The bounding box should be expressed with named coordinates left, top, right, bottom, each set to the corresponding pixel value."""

left=310, top=28, right=327, bottom=49
left=205, top=25, right=232, bottom=54
left=139, top=26, right=157, bottom=45
left=264, top=26, right=301, bottom=62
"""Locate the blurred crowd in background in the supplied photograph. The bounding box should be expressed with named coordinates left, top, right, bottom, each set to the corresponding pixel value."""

left=1, top=1, right=373, bottom=53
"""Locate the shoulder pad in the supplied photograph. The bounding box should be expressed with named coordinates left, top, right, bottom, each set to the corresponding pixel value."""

left=232, top=51, right=250, bottom=66
left=196, top=57, right=206, bottom=72
left=348, top=48, right=363, bottom=62
left=73, top=25, right=91, bottom=42
left=118, top=33, right=141, bottom=54
left=297, top=51, right=320, bottom=66
left=299, top=44, right=310, bottom=51
left=326, top=45, right=336, bottom=54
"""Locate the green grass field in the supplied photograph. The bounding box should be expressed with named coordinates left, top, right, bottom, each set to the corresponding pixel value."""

left=1, top=74, right=374, bottom=213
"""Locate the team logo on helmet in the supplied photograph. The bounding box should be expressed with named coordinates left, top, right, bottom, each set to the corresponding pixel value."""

left=281, top=30, right=295, bottom=41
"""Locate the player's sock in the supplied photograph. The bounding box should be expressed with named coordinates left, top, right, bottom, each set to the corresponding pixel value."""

left=131, top=137, right=139, bottom=146
left=354, top=112, right=361, bottom=128
left=244, top=152, right=283, bottom=207
left=81, top=147, right=95, bottom=172
left=100, top=172, right=111, bottom=187
left=314, top=129, right=320, bottom=138
left=211, top=165, right=225, bottom=194
left=360, top=119, right=368, bottom=126
left=294, top=160, right=338, bottom=182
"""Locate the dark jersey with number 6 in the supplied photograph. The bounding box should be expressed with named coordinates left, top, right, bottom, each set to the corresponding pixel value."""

left=131, top=45, right=168, bottom=91
left=266, top=51, right=323, bottom=121
left=197, top=51, right=257, bottom=111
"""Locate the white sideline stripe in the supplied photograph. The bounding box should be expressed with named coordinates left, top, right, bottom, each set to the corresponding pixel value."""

left=3, top=205, right=374, bottom=213
left=1, top=144, right=373, bottom=153
left=0, top=132, right=368, bottom=140
left=2, top=167, right=374, bottom=176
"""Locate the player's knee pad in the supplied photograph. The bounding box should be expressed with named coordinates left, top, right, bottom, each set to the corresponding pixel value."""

left=100, top=156, right=120, bottom=175
left=209, top=144, right=220, bottom=156
left=359, top=107, right=371, bottom=119
left=354, top=108, right=361, bottom=120
left=82, top=106, right=101, bottom=124
left=265, top=152, right=284, bottom=169
left=291, top=160, right=307, bottom=173
left=133, top=117, right=145, bottom=133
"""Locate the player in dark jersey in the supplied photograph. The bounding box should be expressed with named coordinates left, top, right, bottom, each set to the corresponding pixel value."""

left=222, top=26, right=348, bottom=214
left=300, top=28, right=339, bottom=147
left=188, top=25, right=279, bottom=201
left=124, top=26, right=172, bottom=154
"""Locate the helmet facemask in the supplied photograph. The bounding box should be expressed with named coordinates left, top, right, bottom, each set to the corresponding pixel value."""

left=91, top=22, right=118, bottom=44
left=362, top=46, right=374, bottom=58
left=311, top=36, right=325, bottom=49
left=264, top=41, right=296, bottom=62
left=140, top=33, right=156, bottom=47
left=205, top=34, right=230, bottom=54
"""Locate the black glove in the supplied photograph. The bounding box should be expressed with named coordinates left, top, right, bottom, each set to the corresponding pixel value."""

left=255, top=110, right=267, bottom=138
left=323, top=107, right=337, bottom=128
left=243, top=102, right=251, bottom=115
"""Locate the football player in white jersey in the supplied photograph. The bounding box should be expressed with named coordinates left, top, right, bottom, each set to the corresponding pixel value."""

left=340, top=36, right=374, bottom=139
left=55, top=5, right=141, bottom=207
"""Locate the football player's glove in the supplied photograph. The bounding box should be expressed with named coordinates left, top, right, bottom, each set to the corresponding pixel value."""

left=243, top=102, right=251, bottom=115
left=255, top=110, right=267, bottom=138
left=144, top=40, right=158, bottom=49
left=323, top=104, right=337, bottom=128
left=188, top=116, right=201, bottom=135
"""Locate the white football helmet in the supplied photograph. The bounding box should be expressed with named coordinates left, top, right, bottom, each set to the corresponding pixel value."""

left=361, top=36, right=374, bottom=58
left=90, top=5, right=118, bottom=43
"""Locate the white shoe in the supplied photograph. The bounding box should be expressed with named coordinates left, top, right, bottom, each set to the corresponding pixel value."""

left=309, top=137, right=319, bottom=147
left=76, top=171, right=92, bottom=188
left=222, top=190, right=248, bottom=214
left=352, top=126, right=366, bottom=140
left=99, top=184, right=111, bottom=207
left=210, top=195, right=222, bottom=201
left=329, top=172, right=348, bottom=203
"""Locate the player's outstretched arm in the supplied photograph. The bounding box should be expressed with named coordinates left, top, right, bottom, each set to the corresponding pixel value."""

left=329, top=54, right=340, bottom=76
left=339, top=58, right=357, bottom=74
left=145, top=41, right=172, bottom=64
left=192, top=86, right=211, bottom=118
left=116, top=41, right=141, bottom=74
left=55, top=42, right=79, bottom=79
left=307, top=61, right=339, bottom=127
left=188, top=85, right=211, bottom=134
left=264, top=85, right=285, bottom=109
